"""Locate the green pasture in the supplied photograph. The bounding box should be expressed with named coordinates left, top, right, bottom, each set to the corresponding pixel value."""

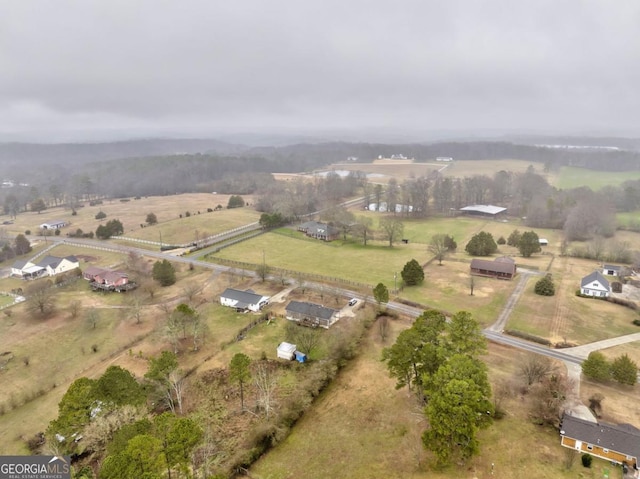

left=439, top=159, right=547, bottom=178
left=616, top=210, right=640, bottom=229
left=552, top=166, right=640, bottom=190
left=125, top=207, right=261, bottom=245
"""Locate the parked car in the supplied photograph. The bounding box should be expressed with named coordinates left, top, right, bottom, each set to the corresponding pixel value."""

left=348, top=298, right=358, bottom=306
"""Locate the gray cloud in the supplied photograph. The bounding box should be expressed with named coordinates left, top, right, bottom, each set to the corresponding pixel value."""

left=1, top=0, right=639, bottom=140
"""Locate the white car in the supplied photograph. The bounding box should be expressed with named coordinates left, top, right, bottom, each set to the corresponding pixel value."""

left=348, top=298, right=358, bottom=307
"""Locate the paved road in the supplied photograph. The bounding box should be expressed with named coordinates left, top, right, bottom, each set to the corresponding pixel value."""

left=36, top=235, right=640, bottom=370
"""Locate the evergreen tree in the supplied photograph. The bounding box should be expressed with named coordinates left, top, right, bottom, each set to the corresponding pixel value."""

left=507, top=229, right=521, bottom=246
left=373, top=282, right=389, bottom=310
left=152, top=259, right=177, bottom=287
left=582, top=351, right=611, bottom=381
left=518, top=231, right=542, bottom=257
left=611, top=354, right=638, bottom=385
left=401, top=258, right=424, bottom=285
left=465, top=231, right=498, bottom=256
left=534, top=274, right=555, bottom=296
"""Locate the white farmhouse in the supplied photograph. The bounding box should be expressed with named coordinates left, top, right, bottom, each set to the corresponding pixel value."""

left=580, top=271, right=610, bottom=298
left=220, top=288, right=269, bottom=312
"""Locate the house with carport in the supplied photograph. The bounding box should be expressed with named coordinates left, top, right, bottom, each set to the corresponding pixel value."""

left=560, top=414, right=640, bottom=468
left=580, top=271, right=610, bottom=297
left=220, top=288, right=270, bottom=312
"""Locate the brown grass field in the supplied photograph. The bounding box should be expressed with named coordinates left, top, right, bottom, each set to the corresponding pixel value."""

left=1, top=183, right=640, bottom=475
left=251, top=317, right=626, bottom=479
left=1, top=193, right=258, bottom=246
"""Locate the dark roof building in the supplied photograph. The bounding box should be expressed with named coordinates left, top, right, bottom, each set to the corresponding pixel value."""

left=220, top=288, right=269, bottom=312
left=470, top=257, right=516, bottom=280
left=285, top=300, right=338, bottom=328
left=560, top=414, right=640, bottom=467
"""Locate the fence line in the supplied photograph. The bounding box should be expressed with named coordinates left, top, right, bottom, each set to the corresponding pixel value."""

left=207, top=256, right=372, bottom=291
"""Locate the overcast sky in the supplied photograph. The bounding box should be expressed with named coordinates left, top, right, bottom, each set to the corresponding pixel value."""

left=1, top=1, right=639, bottom=142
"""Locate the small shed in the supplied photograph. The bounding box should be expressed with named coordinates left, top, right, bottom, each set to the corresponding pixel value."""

left=277, top=342, right=297, bottom=360
left=294, top=351, right=307, bottom=363
left=539, top=238, right=548, bottom=246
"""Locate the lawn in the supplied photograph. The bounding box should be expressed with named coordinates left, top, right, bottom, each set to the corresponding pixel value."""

left=507, top=255, right=640, bottom=345
left=552, top=166, right=640, bottom=190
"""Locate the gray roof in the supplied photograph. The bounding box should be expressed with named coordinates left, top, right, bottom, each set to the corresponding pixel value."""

left=470, top=258, right=516, bottom=275
left=37, top=255, right=63, bottom=268
left=286, top=301, right=336, bottom=320
left=603, top=264, right=622, bottom=271
left=12, top=259, right=30, bottom=269
left=460, top=205, right=507, bottom=215
left=36, top=255, right=78, bottom=269
left=561, top=414, right=640, bottom=460
left=581, top=270, right=610, bottom=289
left=221, top=288, right=266, bottom=306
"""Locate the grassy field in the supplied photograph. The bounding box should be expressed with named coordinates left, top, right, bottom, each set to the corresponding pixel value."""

left=0, top=193, right=257, bottom=246
left=251, top=319, right=614, bottom=479
left=552, top=166, right=640, bottom=190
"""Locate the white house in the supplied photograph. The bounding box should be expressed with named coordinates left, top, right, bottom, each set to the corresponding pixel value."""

left=37, top=255, right=80, bottom=276
left=39, top=219, right=68, bottom=230
left=277, top=342, right=297, bottom=360
left=580, top=271, right=611, bottom=297
left=436, top=157, right=453, bottom=162
left=11, top=259, right=35, bottom=277
left=220, top=288, right=269, bottom=312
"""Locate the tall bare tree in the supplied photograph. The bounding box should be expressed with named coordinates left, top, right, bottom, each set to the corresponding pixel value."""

left=254, top=362, right=278, bottom=419
left=379, top=216, right=404, bottom=247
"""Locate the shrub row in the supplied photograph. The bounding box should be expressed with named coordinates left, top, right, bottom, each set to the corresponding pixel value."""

left=504, top=329, right=552, bottom=346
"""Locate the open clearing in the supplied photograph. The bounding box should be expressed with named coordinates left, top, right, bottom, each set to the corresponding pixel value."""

left=553, top=166, right=640, bottom=190
left=1, top=193, right=257, bottom=246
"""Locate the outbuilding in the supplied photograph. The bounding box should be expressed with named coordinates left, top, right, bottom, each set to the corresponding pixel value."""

left=39, top=219, right=68, bottom=230
left=602, top=264, right=622, bottom=277
left=277, top=342, right=297, bottom=360
left=470, top=257, right=516, bottom=280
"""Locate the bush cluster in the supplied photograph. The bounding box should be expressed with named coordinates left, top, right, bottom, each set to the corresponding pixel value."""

left=504, top=329, right=551, bottom=346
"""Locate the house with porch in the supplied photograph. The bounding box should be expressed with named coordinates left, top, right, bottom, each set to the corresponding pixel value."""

left=580, top=271, right=610, bottom=297
left=220, top=288, right=269, bottom=312
left=560, top=414, right=640, bottom=468
left=285, top=301, right=339, bottom=328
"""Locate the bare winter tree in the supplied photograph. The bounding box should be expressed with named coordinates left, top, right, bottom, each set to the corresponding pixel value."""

left=518, top=354, right=555, bottom=386
left=254, top=362, right=278, bottom=419
left=26, top=281, right=56, bottom=318
left=379, top=216, right=404, bottom=247
left=428, top=234, right=449, bottom=265
left=127, top=291, right=144, bottom=324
